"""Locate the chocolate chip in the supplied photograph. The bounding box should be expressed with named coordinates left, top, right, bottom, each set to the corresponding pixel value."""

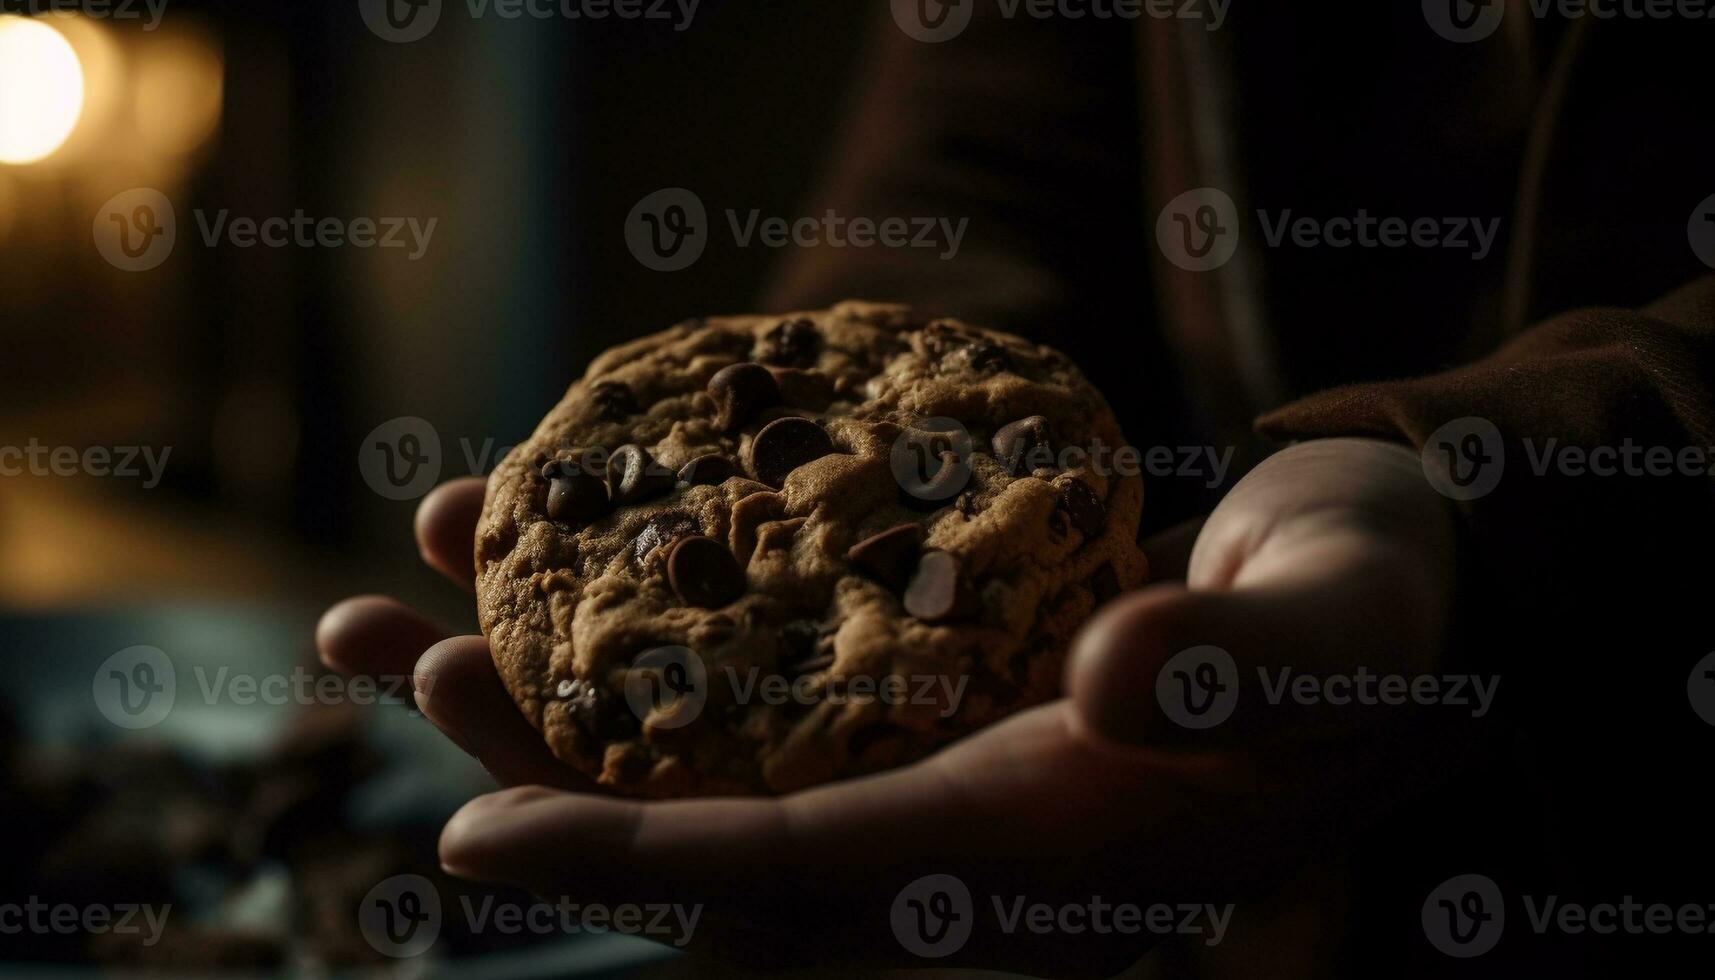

left=667, top=535, right=746, bottom=608
left=606, top=444, right=675, bottom=505
left=1091, top=562, right=1121, bottom=603
left=632, top=510, right=701, bottom=563
left=993, top=416, right=1056, bottom=475
left=1058, top=479, right=1107, bottom=537
left=708, top=362, right=780, bottom=432
left=845, top=523, right=925, bottom=592
left=1048, top=507, right=1069, bottom=539
left=757, top=317, right=820, bottom=366
left=747, top=416, right=835, bottom=488
left=589, top=380, right=640, bottom=421
left=677, top=453, right=738, bottom=486
left=563, top=679, right=639, bottom=740
left=542, top=455, right=611, bottom=524
left=904, top=550, right=977, bottom=623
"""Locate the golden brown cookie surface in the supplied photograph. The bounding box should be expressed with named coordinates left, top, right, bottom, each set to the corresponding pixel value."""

left=477, top=301, right=1146, bottom=796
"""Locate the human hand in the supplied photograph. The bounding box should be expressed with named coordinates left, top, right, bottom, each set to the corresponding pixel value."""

left=318, top=438, right=1464, bottom=974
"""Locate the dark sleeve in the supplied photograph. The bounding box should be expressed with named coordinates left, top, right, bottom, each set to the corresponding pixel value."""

left=1256, top=277, right=1715, bottom=478
left=1258, top=277, right=1715, bottom=896
left=761, top=9, right=1149, bottom=339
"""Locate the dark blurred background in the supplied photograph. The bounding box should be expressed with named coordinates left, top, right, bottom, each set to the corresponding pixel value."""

left=0, top=3, right=887, bottom=974
left=0, top=0, right=874, bottom=621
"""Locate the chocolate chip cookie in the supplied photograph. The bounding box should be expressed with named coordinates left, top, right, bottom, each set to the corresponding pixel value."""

left=476, top=301, right=1146, bottom=796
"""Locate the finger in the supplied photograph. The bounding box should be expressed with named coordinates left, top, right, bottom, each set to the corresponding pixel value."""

left=416, top=477, right=486, bottom=591
left=1141, top=515, right=1207, bottom=583
left=414, top=635, right=591, bottom=791
left=439, top=706, right=1060, bottom=894
left=438, top=706, right=1164, bottom=971
left=1067, top=529, right=1449, bottom=750
left=316, top=595, right=447, bottom=681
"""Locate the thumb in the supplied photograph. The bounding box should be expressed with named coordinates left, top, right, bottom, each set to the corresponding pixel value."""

left=1067, top=533, right=1448, bottom=749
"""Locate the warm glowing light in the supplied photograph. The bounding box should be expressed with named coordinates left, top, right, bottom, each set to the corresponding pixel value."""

left=133, top=31, right=223, bottom=157
left=0, top=17, right=86, bottom=165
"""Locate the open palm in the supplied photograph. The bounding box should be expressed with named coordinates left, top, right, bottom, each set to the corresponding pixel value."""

left=318, top=437, right=1464, bottom=974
